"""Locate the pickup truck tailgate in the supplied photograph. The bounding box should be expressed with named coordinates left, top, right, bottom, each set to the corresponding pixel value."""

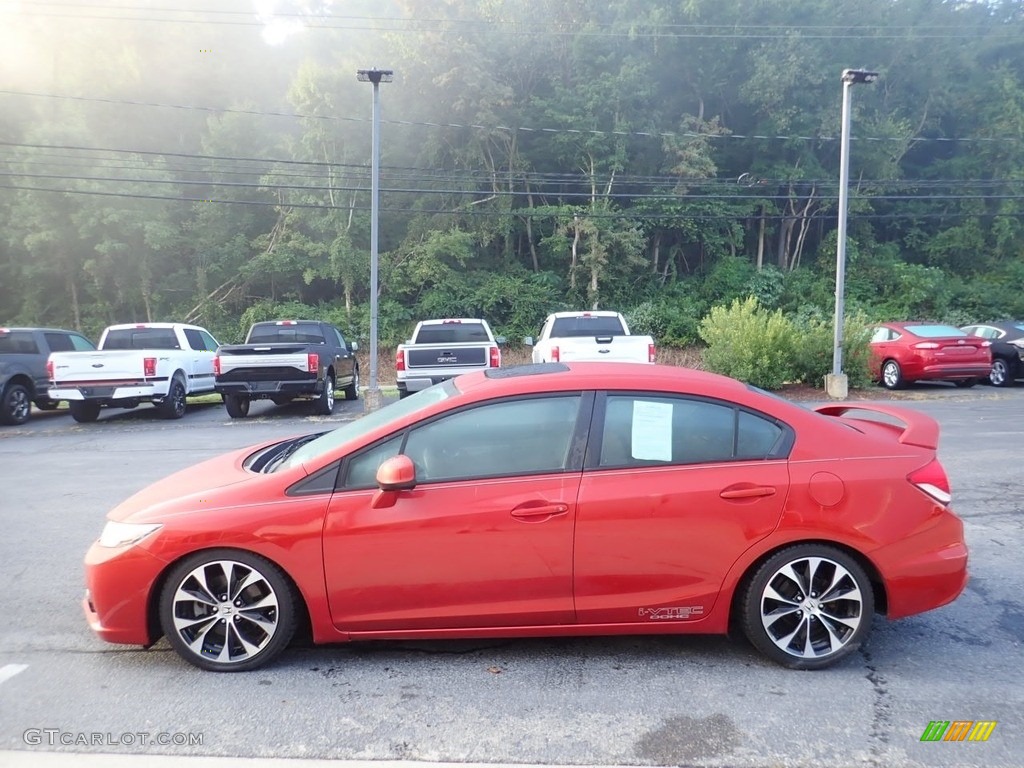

left=557, top=336, right=652, bottom=363
left=406, top=345, right=487, bottom=370
left=50, top=351, right=156, bottom=383
left=216, top=345, right=311, bottom=379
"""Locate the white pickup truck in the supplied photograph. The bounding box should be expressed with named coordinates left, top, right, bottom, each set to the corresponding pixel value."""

left=526, top=311, right=656, bottom=364
left=48, top=322, right=220, bottom=423
left=396, top=318, right=504, bottom=398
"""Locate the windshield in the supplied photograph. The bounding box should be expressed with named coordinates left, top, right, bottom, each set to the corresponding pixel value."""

left=277, top=379, right=458, bottom=471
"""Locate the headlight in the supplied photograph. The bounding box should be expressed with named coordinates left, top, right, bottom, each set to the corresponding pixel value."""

left=98, top=521, right=162, bottom=548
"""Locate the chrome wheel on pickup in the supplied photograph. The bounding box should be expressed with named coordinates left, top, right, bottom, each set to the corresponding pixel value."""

left=314, top=374, right=335, bottom=415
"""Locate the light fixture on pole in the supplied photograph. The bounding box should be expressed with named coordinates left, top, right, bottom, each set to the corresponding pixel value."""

left=827, top=67, right=878, bottom=400
left=356, top=68, right=393, bottom=410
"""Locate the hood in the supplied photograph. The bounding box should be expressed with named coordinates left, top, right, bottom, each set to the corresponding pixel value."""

left=107, top=441, right=290, bottom=524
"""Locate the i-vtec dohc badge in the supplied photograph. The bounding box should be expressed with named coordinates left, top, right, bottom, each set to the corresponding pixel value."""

left=639, top=606, right=704, bottom=620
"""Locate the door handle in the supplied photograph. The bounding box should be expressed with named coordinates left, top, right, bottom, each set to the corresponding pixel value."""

left=720, top=485, right=776, bottom=500
left=510, top=502, right=568, bottom=520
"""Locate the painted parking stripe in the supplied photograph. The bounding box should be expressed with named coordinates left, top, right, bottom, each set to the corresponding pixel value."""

left=0, top=664, right=28, bottom=685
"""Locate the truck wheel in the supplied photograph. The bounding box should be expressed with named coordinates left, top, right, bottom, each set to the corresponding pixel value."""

left=33, top=399, right=60, bottom=411
left=225, top=394, right=250, bottom=419
left=315, top=374, right=335, bottom=415
left=159, top=376, right=187, bottom=420
left=1, top=383, right=31, bottom=426
left=69, top=400, right=101, bottom=423
left=343, top=365, right=360, bottom=401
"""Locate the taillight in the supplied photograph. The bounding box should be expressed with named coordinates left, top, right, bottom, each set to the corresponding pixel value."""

left=307, top=353, right=319, bottom=374
left=396, top=349, right=406, bottom=372
left=489, top=345, right=500, bottom=368
left=143, top=357, right=156, bottom=377
left=648, top=343, right=656, bottom=363
left=913, top=342, right=940, bottom=350
left=213, top=356, right=221, bottom=376
left=550, top=346, right=560, bottom=362
left=46, top=360, right=54, bottom=380
left=908, top=459, right=952, bottom=505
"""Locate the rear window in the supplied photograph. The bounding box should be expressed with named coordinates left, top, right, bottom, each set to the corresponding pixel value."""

left=414, top=323, right=490, bottom=344
left=103, top=328, right=180, bottom=350
left=904, top=324, right=966, bottom=338
left=247, top=324, right=326, bottom=344
left=550, top=316, right=625, bottom=338
left=0, top=331, right=39, bottom=354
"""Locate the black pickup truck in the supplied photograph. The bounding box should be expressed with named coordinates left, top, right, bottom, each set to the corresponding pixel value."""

left=214, top=320, right=359, bottom=418
left=0, top=326, right=97, bottom=425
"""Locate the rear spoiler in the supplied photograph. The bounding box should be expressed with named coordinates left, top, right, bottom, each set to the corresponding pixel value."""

left=813, top=404, right=939, bottom=450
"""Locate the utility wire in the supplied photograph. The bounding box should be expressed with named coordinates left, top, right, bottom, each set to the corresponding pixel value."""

left=3, top=91, right=1022, bottom=144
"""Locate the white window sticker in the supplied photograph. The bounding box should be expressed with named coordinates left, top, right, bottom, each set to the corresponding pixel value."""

left=631, top=400, right=673, bottom=461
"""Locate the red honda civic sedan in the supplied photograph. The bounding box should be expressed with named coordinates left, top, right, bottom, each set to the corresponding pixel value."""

left=83, top=362, right=968, bottom=672
left=869, top=322, right=991, bottom=389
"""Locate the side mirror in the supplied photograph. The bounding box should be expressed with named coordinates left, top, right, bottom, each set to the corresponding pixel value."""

left=522, top=336, right=534, bottom=346
left=350, top=341, right=359, bottom=352
left=495, top=336, right=507, bottom=345
left=371, top=455, right=416, bottom=509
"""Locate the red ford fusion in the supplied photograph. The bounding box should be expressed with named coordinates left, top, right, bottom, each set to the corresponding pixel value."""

left=869, top=322, right=991, bottom=389
left=83, top=362, right=968, bottom=672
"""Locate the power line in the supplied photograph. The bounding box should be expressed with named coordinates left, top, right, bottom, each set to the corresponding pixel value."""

left=7, top=168, right=1024, bottom=204
left=4, top=90, right=1022, bottom=145
left=10, top=6, right=1022, bottom=40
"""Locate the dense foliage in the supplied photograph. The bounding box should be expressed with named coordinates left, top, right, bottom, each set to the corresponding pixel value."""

left=2, top=1, right=1023, bottom=388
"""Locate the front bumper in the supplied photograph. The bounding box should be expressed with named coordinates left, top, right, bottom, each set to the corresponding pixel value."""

left=83, top=540, right=168, bottom=646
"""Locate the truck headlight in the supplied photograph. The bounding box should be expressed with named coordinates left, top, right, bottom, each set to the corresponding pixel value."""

left=98, top=521, right=162, bottom=548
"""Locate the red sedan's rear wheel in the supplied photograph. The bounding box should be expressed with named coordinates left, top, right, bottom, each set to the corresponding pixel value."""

left=741, top=544, right=874, bottom=670
left=881, top=359, right=904, bottom=390
left=159, top=549, right=298, bottom=672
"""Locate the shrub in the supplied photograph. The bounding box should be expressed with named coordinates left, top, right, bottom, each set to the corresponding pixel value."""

left=698, top=297, right=797, bottom=390
left=791, top=312, right=873, bottom=389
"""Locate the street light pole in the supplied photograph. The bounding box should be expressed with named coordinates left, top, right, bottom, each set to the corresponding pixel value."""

left=356, top=67, right=393, bottom=410
left=827, top=67, right=878, bottom=399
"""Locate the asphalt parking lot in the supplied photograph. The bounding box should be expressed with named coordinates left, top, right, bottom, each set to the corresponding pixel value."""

left=0, top=386, right=1022, bottom=767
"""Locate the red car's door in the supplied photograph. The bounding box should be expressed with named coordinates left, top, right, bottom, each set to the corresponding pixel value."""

left=322, top=393, right=589, bottom=631
left=573, top=393, right=791, bottom=624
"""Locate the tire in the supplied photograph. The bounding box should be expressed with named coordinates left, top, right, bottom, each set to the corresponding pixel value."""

left=989, top=358, right=1014, bottom=388
left=398, top=389, right=410, bottom=400
left=1, top=383, right=31, bottom=426
left=224, top=394, right=250, bottom=419
left=158, top=549, right=298, bottom=672
left=741, top=544, right=874, bottom=670
left=954, top=378, right=977, bottom=389
left=881, top=359, right=904, bottom=390
left=69, top=400, right=101, bottom=423
left=343, top=365, right=360, bottom=401
left=314, top=373, right=335, bottom=415
left=33, top=399, right=60, bottom=412
left=159, top=376, right=187, bottom=420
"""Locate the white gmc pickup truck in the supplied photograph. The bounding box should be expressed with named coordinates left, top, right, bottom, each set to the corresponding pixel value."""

left=396, top=318, right=504, bottom=398
left=526, top=311, right=656, bottom=364
left=48, top=322, right=220, bottom=423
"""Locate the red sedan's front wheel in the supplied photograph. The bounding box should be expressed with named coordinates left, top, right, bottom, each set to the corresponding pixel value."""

left=159, top=550, right=298, bottom=672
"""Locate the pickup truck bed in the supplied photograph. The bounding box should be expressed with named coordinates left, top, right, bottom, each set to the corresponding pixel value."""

left=396, top=319, right=502, bottom=398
